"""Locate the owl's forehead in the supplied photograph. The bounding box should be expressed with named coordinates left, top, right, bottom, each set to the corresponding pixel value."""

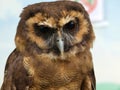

left=26, top=10, right=84, bottom=28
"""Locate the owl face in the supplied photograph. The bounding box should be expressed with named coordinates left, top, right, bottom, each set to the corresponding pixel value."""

left=15, top=1, right=95, bottom=59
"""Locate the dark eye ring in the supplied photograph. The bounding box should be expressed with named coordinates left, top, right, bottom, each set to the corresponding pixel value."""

left=33, top=23, right=56, bottom=39
left=34, top=24, right=51, bottom=33
left=63, top=20, right=76, bottom=31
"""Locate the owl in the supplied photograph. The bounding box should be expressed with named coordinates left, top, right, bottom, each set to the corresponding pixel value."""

left=1, top=1, right=95, bottom=90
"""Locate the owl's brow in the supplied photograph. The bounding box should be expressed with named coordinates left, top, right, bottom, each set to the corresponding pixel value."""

left=59, top=16, right=76, bottom=27
left=38, top=21, right=54, bottom=28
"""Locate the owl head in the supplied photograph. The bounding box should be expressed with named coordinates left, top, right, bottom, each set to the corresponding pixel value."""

left=15, top=1, right=95, bottom=59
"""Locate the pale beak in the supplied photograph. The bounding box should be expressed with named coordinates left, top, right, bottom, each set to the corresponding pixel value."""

left=57, top=37, right=64, bottom=54
left=56, top=36, right=64, bottom=56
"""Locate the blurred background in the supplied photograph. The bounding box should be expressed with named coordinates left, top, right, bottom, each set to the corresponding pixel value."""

left=0, top=0, right=120, bottom=89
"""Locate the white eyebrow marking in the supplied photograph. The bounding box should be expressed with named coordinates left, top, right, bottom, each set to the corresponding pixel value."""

left=38, top=21, right=53, bottom=27
left=38, top=18, right=56, bottom=28
left=59, top=15, right=75, bottom=26
left=66, top=15, right=75, bottom=23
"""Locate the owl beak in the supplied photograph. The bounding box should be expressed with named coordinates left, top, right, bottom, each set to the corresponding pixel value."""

left=56, top=31, right=64, bottom=57
left=56, top=37, right=64, bottom=54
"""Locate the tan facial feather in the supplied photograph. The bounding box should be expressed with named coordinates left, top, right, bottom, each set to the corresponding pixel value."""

left=75, top=18, right=89, bottom=42
left=38, top=17, right=56, bottom=27
left=26, top=20, right=47, bottom=49
left=59, top=16, right=75, bottom=27
left=25, top=13, right=56, bottom=49
left=59, top=11, right=89, bottom=43
left=28, top=32, right=47, bottom=49
left=26, top=13, right=56, bottom=28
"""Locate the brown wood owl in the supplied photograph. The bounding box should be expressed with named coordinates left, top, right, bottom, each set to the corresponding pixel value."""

left=1, top=1, right=96, bottom=90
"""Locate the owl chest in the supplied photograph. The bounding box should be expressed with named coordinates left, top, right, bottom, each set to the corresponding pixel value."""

left=32, top=60, right=83, bottom=88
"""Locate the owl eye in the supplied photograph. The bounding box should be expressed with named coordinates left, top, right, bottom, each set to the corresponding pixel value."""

left=33, top=23, right=56, bottom=39
left=34, top=24, right=51, bottom=33
left=63, top=20, right=76, bottom=32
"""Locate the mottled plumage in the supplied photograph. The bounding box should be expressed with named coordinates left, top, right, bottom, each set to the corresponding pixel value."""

left=1, top=1, right=96, bottom=90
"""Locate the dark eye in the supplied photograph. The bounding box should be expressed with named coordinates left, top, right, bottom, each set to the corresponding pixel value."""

left=34, top=24, right=51, bottom=34
left=33, top=23, right=56, bottom=39
left=63, top=21, right=76, bottom=31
